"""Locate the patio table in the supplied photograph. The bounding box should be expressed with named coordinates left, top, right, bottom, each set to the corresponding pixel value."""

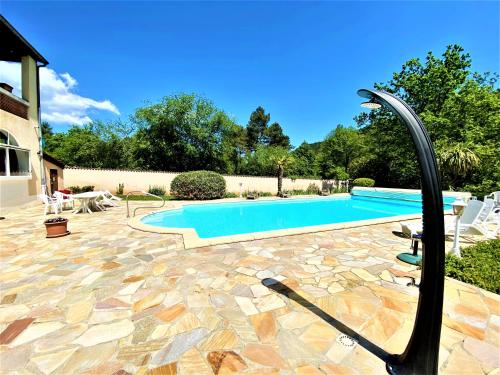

left=72, top=191, right=104, bottom=214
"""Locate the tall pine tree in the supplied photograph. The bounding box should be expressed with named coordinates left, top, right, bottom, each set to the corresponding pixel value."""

left=246, top=106, right=270, bottom=152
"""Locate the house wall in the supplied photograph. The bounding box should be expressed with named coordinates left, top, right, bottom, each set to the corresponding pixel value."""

left=0, top=55, right=43, bottom=214
left=0, top=108, right=42, bottom=213
left=21, top=56, right=39, bottom=121
left=64, top=168, right=344, bottom=195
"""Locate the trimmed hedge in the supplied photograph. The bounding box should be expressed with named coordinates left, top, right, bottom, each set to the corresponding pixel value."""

left=445, top=239, right=500, bottom=294
left=170, top=171, right=226, bottom=200
left=352, top=178, right=375, bottom=187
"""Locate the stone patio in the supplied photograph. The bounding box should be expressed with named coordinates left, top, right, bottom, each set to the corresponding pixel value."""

left=0, top=201, right=498, bottom=375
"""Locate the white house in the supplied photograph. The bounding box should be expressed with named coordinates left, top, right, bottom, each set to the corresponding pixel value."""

left=0, top=15, right=51, bottom=213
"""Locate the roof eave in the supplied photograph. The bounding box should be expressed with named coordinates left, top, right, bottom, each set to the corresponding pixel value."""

left=0, top=15, right=49, bottom=66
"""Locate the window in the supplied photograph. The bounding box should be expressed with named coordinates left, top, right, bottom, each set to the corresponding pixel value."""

left=0, top=130, right=31, bottom=177
left=0, top=130, right=19, bottom=146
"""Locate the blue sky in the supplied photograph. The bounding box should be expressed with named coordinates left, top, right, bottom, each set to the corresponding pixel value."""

left=2, top=1, right=499, bottom=146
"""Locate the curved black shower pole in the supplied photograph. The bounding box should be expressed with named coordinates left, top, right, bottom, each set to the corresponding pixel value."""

left=357, top=89, right=445, bottom=375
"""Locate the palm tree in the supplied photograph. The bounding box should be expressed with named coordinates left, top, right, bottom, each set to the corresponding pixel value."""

left=437, top=143, right=479, bottom=188
left=268, top=148, right=295, bottom=196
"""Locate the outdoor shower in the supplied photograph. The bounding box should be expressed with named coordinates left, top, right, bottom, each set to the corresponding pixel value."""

left=358, top=89, right=445, bottom=375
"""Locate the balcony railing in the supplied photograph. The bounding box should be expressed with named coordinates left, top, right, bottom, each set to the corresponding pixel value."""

left=0, top=87, right=29, bottom=120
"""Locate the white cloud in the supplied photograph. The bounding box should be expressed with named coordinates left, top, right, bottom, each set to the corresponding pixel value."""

left=0, top=62, right=119, bottom=125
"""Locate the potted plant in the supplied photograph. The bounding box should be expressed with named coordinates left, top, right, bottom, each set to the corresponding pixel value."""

left=44, top=217, right=70, bottom=238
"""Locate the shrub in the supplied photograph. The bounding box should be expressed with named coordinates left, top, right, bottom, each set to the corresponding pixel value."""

left=463, top=180, right=499, bottom=199
left=289, top=187, right=318, bottom=196
left=445, top=239, right=500, bottom=294
left=306, top=183, right=320, bottom=195
left=331, top=186, right=348, bottom=194
left=68, top=185, right=94, bottom=194
left=224, top=192, right=238, bottom=198
left=148, top=185, right=167, bottom=196
left=352, top=178, right=375, bottom=187
left=171, top=171, right=226, bottom=200
left=242, top=191, right=274, bottom=198
left=332, top=166, right=350, bottom=181
left=116, top=182, right=124, bottom=195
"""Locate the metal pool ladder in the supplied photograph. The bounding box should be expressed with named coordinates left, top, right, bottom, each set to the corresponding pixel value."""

left=126, top=191, right=165, bottom=218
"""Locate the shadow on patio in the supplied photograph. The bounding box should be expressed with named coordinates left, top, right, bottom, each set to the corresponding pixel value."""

left=262, top=278, right=394, bottom=362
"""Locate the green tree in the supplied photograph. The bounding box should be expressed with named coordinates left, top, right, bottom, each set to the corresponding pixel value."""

left=290, top=142, right=318, bottom=177
left=356, top=109, right=419, bottom=187
left=40, top=121, right=53, bottom=145
left=43, top=121, right=136, bottom=169
left=429, top=76, right=500, bottom=193
left=265, top=122, right=290, bottom=149
left=437, top=143, right=480, bottom=188
left=383, top=44, right=471, bottom=115
left=132, top=93, right=239, bottom=172
left=239, top=145, right=273, bottom=176
left=356, top=44, right=499, bottom=191
left=222, top=123, right=247, bottom=174
left=317, top=125, right=367, bottom=179
left=268, top=147, right=295, bottom=195
left=246, top=106, right=270, bottom=152
left=46, top=124, right=105, bottom=167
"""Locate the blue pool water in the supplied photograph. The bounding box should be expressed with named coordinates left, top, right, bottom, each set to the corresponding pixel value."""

left=141, top=195, right=456, bottom=238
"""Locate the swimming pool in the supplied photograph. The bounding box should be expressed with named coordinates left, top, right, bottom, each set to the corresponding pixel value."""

left=140, top=194, right=456, bottom=239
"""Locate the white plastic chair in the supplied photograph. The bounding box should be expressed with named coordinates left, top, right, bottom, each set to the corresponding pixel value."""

left=53, top=191, right=75, bottom=211
left=39, top=194, right=60, bottom=215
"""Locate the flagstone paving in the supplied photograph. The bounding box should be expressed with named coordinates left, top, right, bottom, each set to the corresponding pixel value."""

left=0, top=201, right=498, bottom=374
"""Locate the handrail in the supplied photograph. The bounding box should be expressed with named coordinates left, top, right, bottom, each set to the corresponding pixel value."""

left=126, top=190, right=165, bottom=218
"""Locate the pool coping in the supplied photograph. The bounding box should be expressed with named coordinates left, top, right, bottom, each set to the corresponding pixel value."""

left=128, top=194, right=455, bottom=249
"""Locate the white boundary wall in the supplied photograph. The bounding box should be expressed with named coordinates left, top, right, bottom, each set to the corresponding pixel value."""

left=64, top=168, right=344, bottom=195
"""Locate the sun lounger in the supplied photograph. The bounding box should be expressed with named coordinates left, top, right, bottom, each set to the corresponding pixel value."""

left=400, top=198, right=498, bottom=240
